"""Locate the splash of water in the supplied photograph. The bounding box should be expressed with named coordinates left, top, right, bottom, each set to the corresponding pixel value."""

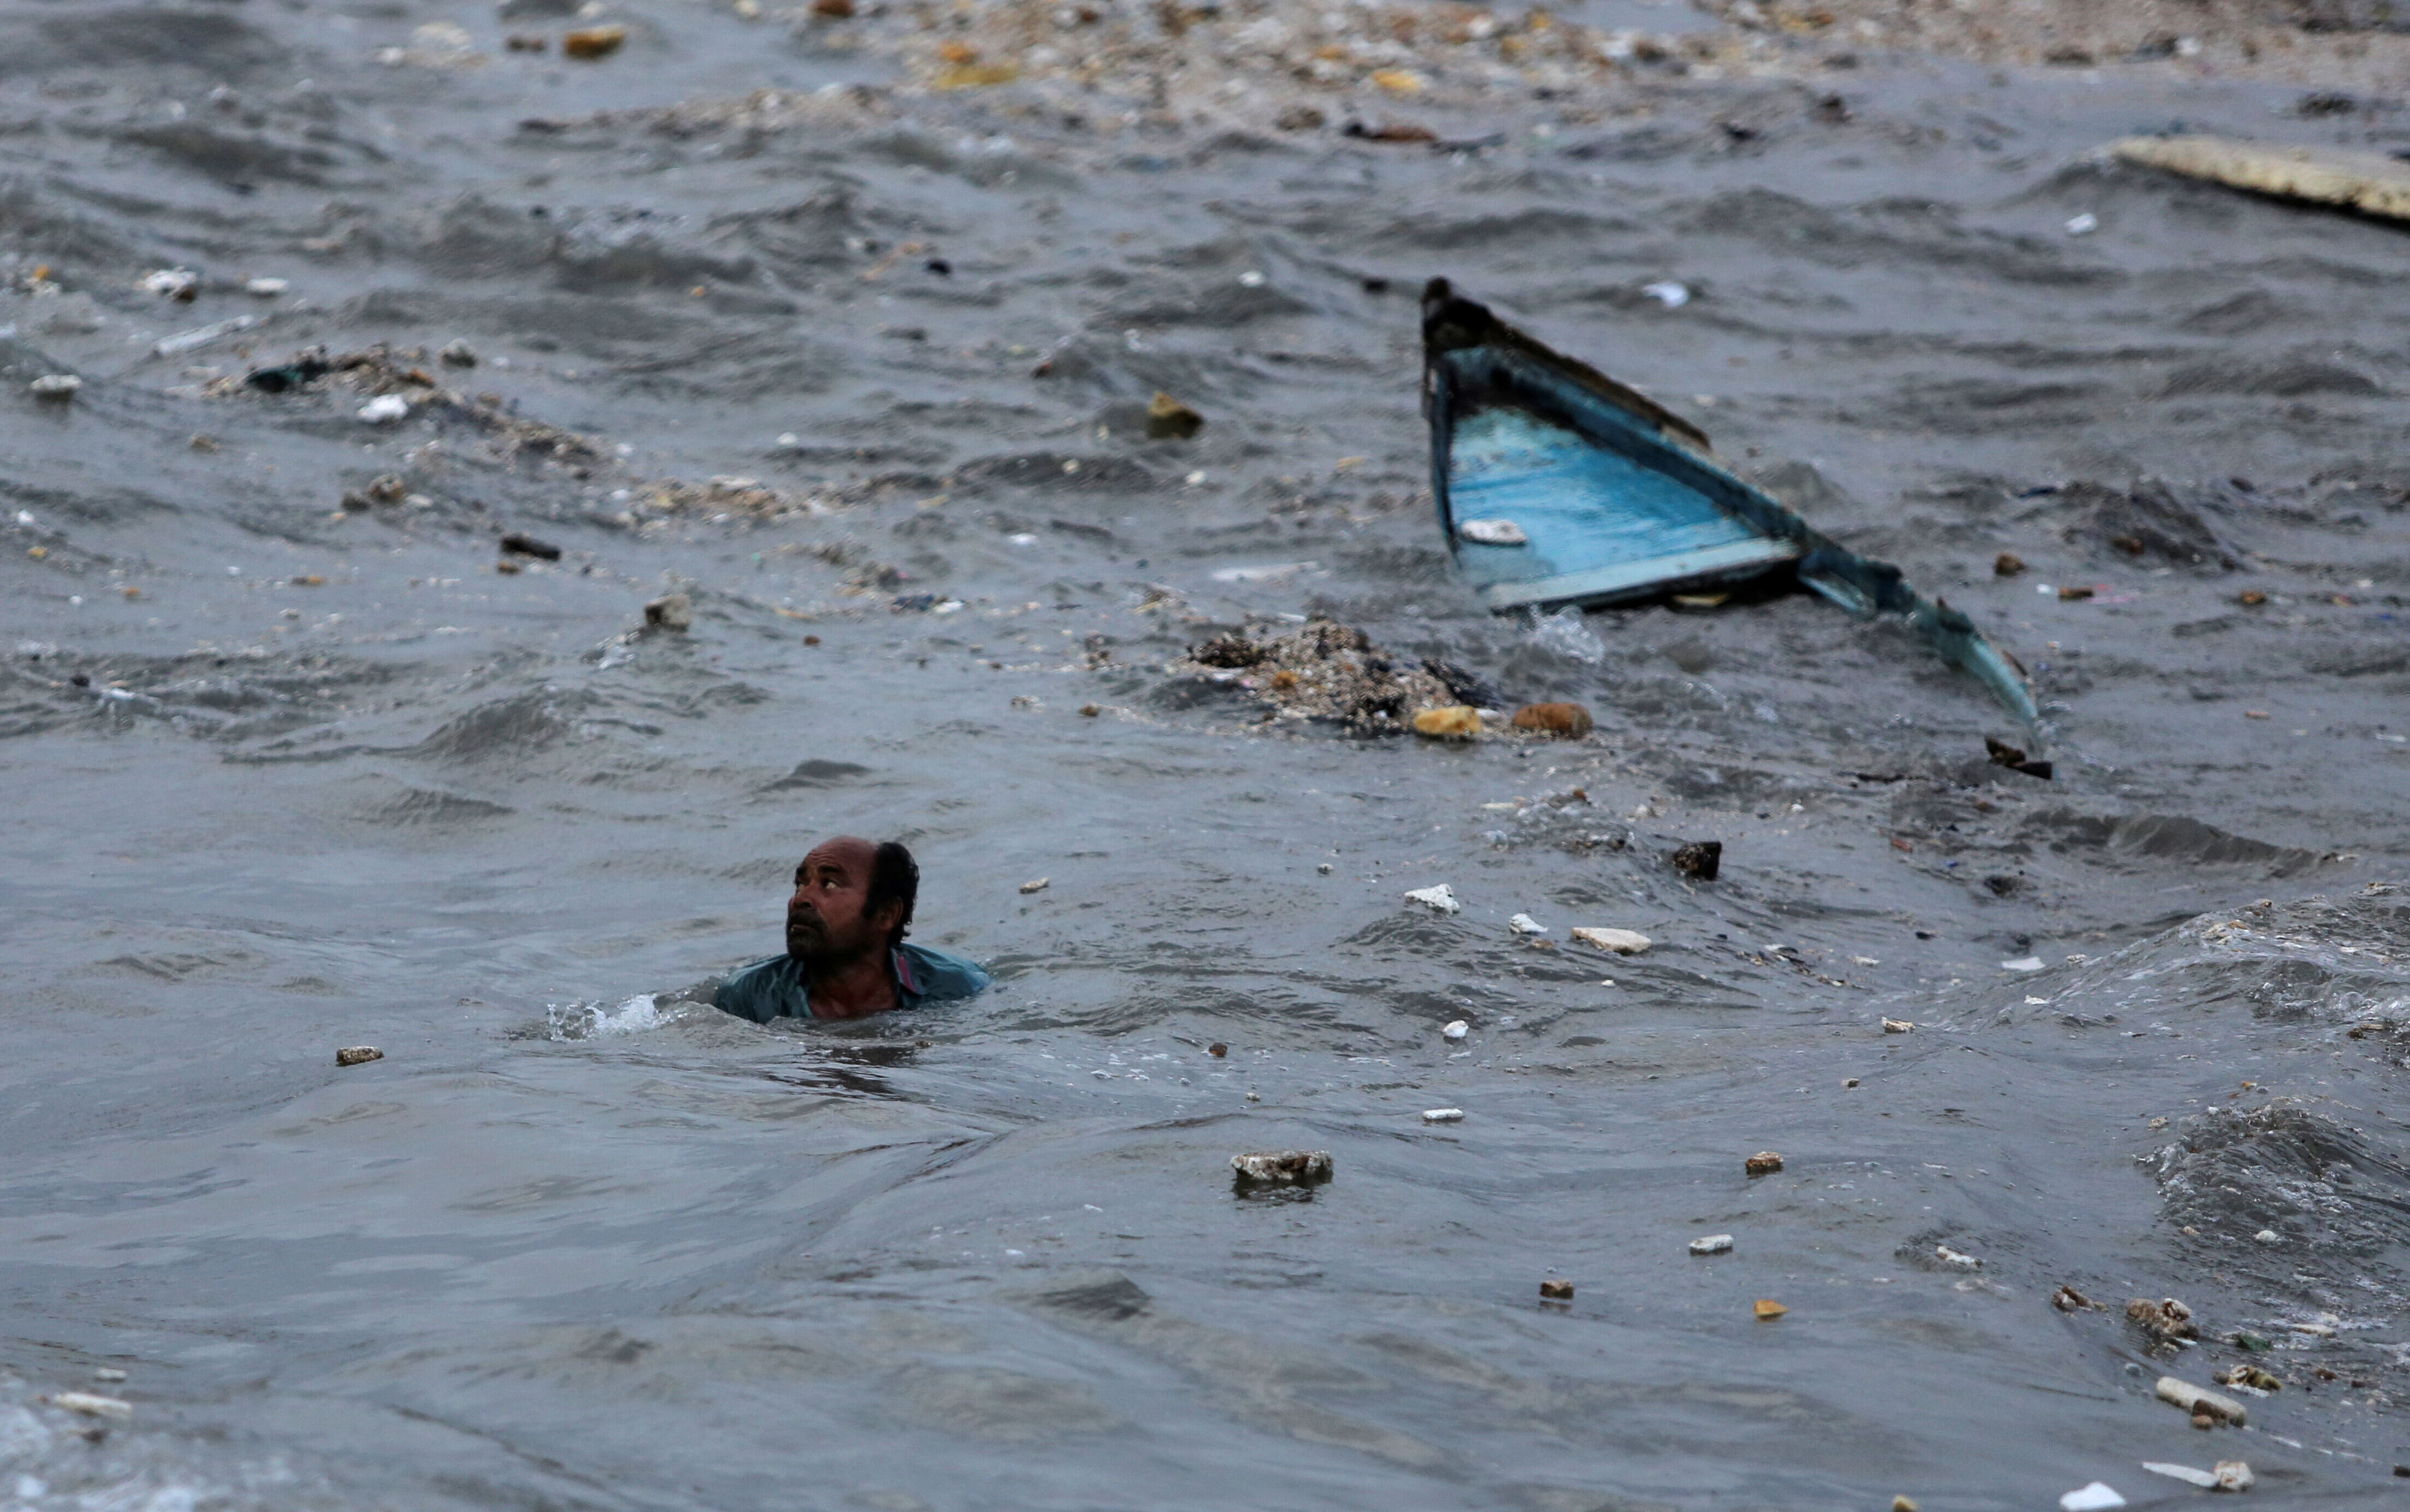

left=1522, top=606, right=1604, bottom=664
left=545, top=994, right=681, bottom=1042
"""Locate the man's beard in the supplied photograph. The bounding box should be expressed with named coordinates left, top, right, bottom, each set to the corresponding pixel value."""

left=787, top=915, right=862, bottom=966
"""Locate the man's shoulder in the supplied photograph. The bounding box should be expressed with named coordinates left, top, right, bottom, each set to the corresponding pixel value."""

left=895, top=942, right=991, bottom=1004
left=713, top=954, right=805, bottom=1021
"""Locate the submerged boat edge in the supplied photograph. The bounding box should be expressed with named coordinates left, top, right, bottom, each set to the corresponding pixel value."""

left=1420, top=278, right=2043, bottom=731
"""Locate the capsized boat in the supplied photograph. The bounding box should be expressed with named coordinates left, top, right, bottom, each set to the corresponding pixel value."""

left=1420, top=279, right=2038, bottom=725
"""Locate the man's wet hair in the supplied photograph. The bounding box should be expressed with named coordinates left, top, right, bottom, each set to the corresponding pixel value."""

left=866, top=839, right=918, bottom=950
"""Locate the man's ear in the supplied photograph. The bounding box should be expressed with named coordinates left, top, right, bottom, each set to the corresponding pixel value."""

left=867, top=898, right=904, bottom=942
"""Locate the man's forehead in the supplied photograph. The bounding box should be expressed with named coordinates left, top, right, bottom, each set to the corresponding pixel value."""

left=799, top=836, right=876, bottom=872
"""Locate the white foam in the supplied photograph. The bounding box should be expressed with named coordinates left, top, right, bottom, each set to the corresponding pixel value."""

left=545, top=994, right=683, bottom=1042
left=1524, top=606, right=1604, bottom=665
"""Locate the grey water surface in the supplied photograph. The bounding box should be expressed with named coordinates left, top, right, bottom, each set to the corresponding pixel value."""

left=3, top=3, right=2409, bottom=1509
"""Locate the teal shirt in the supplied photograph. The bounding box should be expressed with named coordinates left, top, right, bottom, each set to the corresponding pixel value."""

left=712, top=943, right=991, bottom=1023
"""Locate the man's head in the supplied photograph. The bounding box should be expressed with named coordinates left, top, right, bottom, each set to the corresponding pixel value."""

left=786, top=835, right=918, bottom=967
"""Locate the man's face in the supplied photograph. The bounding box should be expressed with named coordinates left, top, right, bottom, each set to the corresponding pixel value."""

left=786, top=837, right=892, bottom=966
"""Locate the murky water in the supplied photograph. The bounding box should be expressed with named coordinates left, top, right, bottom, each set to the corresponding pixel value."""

left=3, top=2, right=2409, bottom=1507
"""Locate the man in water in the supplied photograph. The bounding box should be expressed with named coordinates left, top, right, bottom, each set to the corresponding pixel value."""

left=713, top=836, right=990, bottom=1022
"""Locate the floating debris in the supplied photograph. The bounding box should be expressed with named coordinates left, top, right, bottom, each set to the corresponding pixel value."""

left=28, top=374, right=80, bottom=399
left=2129, top=1297, right=2200, bottom=1341
left=1670, top=840, right=1721, bottom=880
left=140, top=268, right=197, bottom=300
left=2053, top=1284, right=2096, bottom=1312
left=2111, top=134, right=2410, bottom=225
left=1458, top=517, right=1529, bottom=546
left=1538, top=1278, right=1573, bottom=1300
left=1018, top=877, right=1049, bottom=894
left=335, top=1046, right=383, bottom=1067
left=499, top=532, right=562, bottom=560
left=562, top=24, right=628, bottom=59
left=1569, top=927, right=1650, bottom=954
left=244, top=276, right=288, bottom=297
left=48, top=1393, right=131, bottom=1420
left=1412, top=705, right=1480, bottom=739
left=1985, top=735, right=2054, bottom=781
left=1934, top=1243, right=1981, bottom=1270
left=1145, top=391, right=1203, bottom=440
left=1744, top=1151, right=1783, bottom=1177
left=2144, top=1463, right=2218, bottom=1490
left=2058, top=1484, right=2124, bottom=1512
left=1230, top=1150, right=1332, bottom=1188
left=1507, top=913, right=1548, bottom=935
left=1994, top=552, right=2025, bottom=576
left=439, top=339, right=478, bottom=368
left=1690, top=1234, right=1734, bottom=1256
left=1422, top=1108, right=1465, bottom=1123
left=643, top=593, right=693, bottom=632
left=1882, top=1018, right=1915, bottom=1033
left=357, top=394, right=411, bottom=424
left=1752, top=1299, right=1788, bottom=1320
left=1507, top=702, right=1591, bottom=737
left=1442, top=1019, right=1468, bottom=1040
left=1174, top=619, right=1480, bottom=736
left=2156, top=1375, right=2246, bottom=1426
left=1403, top=883, right=1460, bottom=914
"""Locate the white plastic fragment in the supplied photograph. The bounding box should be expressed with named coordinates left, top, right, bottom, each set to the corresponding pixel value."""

left=1421, top=1108, right=1465, bottom=1123
left=2252, top=1229, right=2279, bottom=1244
left=1690, top=1234, right=1734, bottom=1255
left=1457, top=517, right=1529, bottom=546
left=2157, top=1376, right=2247, bottom=1425
left=2214, top=1462, right=2253, bottom=1493
left=28, top=374, right=81, bottom=398
left=2060, top=1483, right=2124, bottom=1512
left=1935, top=1244, right=1982, bottom=1270
left=1442, top=1020, right=1469, bottom=1040
left=2143, top=1463, right=2217, bottom=1489
left=92, top=1368, right=126, bottom=1383
left=154, top=314, right=259, bottom=357
left=1403, top=883, right=1460, bottom=914
left=1882, top=1017, right=1915, bottom=1033
left=244, top=277, right=288, bottom=296
left=1569, top=927, right=1651, bottom=954
left=2065, top=212, right=2099, bottom=235
left=1641, top=280, right=1690, bottom=307
left=48, top=1393, right=130, bottom=1420
left=1508, top=913, right=1549, bottom=935
left=139, top=268, right=197, bottom=298
left=357, top=394, right=410, bottom=423
left=2000, top=956, right=2046, bottom=972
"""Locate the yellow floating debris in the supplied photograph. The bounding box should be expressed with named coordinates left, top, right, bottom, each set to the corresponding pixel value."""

left=1411, top=705, right=1480, bottom=739
left=1370, top=68, right=1425, bottom=94
left=2110, top=134, right=2410, bottom=223
left=1753, top=1299, right=1788, bottom=1320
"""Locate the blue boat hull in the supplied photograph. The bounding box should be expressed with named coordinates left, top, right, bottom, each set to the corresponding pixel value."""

left=1422, top=280, right=2040, bottom=727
